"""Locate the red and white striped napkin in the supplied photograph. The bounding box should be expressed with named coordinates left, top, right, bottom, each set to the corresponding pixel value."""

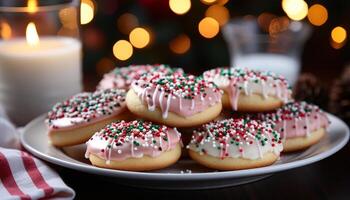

left=0, top=107, right=75, bottom=200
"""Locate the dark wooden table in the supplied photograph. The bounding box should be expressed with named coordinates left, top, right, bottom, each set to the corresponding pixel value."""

left=53, top=142, right=349, bottom=200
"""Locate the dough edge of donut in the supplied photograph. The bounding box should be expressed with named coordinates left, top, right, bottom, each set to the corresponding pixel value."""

left=222, top=91, right=284, bottom=112
left=188, top=150, right=279, bottom=170
left=126, top=89, right=222, bottom=127
left=48, top=110, right=134, bottom=147
left=283, top=128, right=326, bottom=152
left=88, top=143, right=182, bottom=171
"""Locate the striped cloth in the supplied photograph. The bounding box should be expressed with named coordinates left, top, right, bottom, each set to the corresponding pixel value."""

left=0, top=107, right=75, bottom=200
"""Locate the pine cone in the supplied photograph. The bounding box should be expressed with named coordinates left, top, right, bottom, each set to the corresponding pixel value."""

left=329, top=67, right=350, bottom=125
left=293, top=73, right=329, bottom=111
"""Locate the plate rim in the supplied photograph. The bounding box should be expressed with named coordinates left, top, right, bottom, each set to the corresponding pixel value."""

left=20, top=113, right=350, bottom=181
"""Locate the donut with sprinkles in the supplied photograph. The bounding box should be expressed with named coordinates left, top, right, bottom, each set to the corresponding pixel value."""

left=46, top=89, right=131, bottom=147
left=97, top=64, right=184, bottom=90
left=203, top=67, right=292, bottom=112
left=85, top=120, right=182, bottom=171
left=254, top=101, right=330, bottom=152
left=126, top=73, right=223, bottom=127
left=187, top=117, right=283, bottom=170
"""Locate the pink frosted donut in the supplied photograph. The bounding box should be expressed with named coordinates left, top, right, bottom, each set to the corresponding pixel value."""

left=187, top=118, right=283, bottom=170
left=126, top=74, right=223, bottom=127
left=203, top=67, right=292, bottom=112
left=85, top=120, right=182, bottom=171
left=46, top=89, right=129, bottom=146
left=256, top=101, right=330, bottom=152
left=97, top=64, right=184, bottom=90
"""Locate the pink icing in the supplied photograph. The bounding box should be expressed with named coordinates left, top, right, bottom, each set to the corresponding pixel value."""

left=131, top=74, right=222, bottom=118
left=85, top=120, right=181, bottom=162
left=258, top=101, right=330, bottom=140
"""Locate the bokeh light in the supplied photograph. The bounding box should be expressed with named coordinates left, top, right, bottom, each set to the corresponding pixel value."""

left=169, top=34, right=191, bottom=54
left=117, top=13, right=139, bottom=35
left=129, top=27, right=151, bottom=49
left=331, top=26, right=347, bottom=44
left=307, top=4, right=328, bottom=26
left=198, top=17, right=220, bottom=39
left=201, top=0, right=217, bottom=5
left=169, top=0, right=191, bottom=15
left=113, top=40, right=133, bottom=61
left=257, top=12, right=276, bottom=32
left=269, top=17, right=290, bottom=35
left=205, top=5, right=230, bottom=26
left=282, top=0, right=308, bottom=21
left=80, top=0, right=95, bottom=25
left=27, top=0, right=38, bottom=13
left=96, top=57, right=115, bottom=76
left=0, top=21, right=12, bottom=40
left=59, top=7, right=78, bottom=30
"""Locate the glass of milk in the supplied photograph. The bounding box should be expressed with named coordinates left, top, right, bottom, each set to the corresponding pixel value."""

left=222, top=18, right=311, bottom=86
left=0, top=0, right=82, bottom=125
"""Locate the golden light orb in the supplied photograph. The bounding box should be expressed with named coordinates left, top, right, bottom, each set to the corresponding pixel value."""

left=307, top=4, right=328, bottom=26
left=113, top=40, right=133, bottom=61
left=169, top=34, right=191, bottom=54
left=129, top=27, right=151, bottom=49
left=331, top=26, right=347, bottom=44
left=205, top=5, right=230, bottom=26
left=282, top=0, right=308, bottom=21
left=169, top=0, right=191, bottom=15
left=198, top=17, right=220, bottom=39
left=80, top=0, right=95, bottom=25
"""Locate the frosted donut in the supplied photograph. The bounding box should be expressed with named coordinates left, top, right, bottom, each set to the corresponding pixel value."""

left=187, top=118, right=283, bottom=170
left=126, top=74, right=223, bottom=127
left=46, top=89, right=131, bottom=147
left=203, top=67, right=292, bottom=112
left=256, top=101, right=330, bottom=152
left=97, top=64, right=184, bottom=90
left=85, top=120, right=182, bottom=171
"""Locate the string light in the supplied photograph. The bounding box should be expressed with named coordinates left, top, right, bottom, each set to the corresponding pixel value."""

left=81, top=0, right=95, bottom=25
left=307, top=4, right=328, bottom=26
left=200, top=0, right=217, bottom=5
left=0, top=21, right=12, bottom=40
left=117, top=13, right=139, bottom=35
left=169, top=34, right=191, bottom=54
left=113, top=40, right=133, bottom=61
left=205, top=5, right=230, bottom=26
left=282, top=0, right=308, bottom=21
left=27, top=0, right=38, bottom=13
left=198, top=17, right=219, bottom=38
left=169, top=0, right=191, bottom=15
left=129, top=27, right=150, bottom=48
left=331, top=26, right=347, bottom=44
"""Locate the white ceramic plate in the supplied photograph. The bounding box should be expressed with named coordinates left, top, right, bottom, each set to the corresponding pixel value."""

left=21, top=114, right=349, bottom=190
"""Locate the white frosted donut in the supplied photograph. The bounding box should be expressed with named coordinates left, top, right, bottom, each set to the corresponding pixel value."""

left=126, top=74, right=223, bottom=127
left=97, top=64, right=184, bottom=90
left=203, top=67, right=292, bottom=112
left=187, top=118, right=283, bottom=170
left=256, top=101, right=330, bottom=152
left=46, top=89, right=130, bottom=147
left=85, top=120, right=182, bottom=171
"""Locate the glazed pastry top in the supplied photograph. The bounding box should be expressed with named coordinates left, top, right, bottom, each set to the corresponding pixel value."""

left=97, top=64, right=184, bottom=90
left=187, top=118, right=283, bottom=160
left=255, top=101, right=330, bottom=140
left=203, top=67, right=292, bottom=110
left=85, top=120, right=181, bottom=162
left=46, top=89, right=126, bottom=130
left=131, top=74, right=222, bottom=118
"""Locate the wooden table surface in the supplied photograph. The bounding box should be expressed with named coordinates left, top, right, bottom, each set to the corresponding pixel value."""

left=54, top=139, right=349, bottom=200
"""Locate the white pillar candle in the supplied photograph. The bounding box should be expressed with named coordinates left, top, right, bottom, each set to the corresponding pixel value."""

left=0, top=36, right=82, bottom=125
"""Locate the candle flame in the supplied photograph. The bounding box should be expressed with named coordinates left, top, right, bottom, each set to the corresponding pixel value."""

left=26, top=22, right=40, bottom=46
left=27, top=0, right=38, bottom=13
